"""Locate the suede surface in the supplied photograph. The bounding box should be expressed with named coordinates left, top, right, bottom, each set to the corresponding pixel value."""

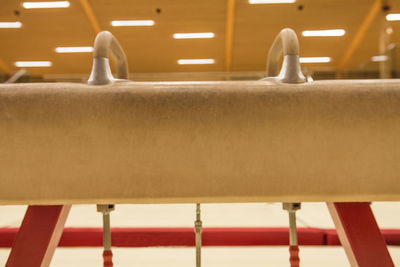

left=0, top=80, right=399, bottom=204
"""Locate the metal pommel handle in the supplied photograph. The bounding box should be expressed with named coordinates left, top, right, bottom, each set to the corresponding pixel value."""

left=88, top=31, right=129, bottom=85
left=264, top=28, right=306, bottom=84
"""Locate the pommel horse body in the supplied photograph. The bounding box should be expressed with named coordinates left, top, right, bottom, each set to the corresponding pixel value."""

left=2, top=28, right=399, bottom=267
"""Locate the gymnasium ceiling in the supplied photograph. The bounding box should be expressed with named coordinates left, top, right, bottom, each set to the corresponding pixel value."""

left=0, top=0, right=400, bottom=77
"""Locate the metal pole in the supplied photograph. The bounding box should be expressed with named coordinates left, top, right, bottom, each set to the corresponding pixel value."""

left=288, top=211, right=297, bottom=246
left=97, top=204, right=115, bottom=267
left=102, top=212, right=111, bottom=251
left=195, top=203, right=202, bottom=267
left=283, top=203, right=301, bottom=267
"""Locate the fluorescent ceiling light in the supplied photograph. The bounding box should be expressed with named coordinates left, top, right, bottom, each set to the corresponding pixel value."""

left=173, top=32, right=215, bottom=39
left=22, top=1, right=70, bottom=9
left=371, top=55, right=388, bottom=62
left=299, top=57, right=331, bottom=63
left=249, top=0, right=295, bottom=4
left=302, top=29, right=345, bottom=37
left=111, top=20, right=155, bottom=27
left=0, top=22, right=22, bottom=28
left=15, top=61, right=52, bottom=67
left=386, top=14, right=400, bottom=21
left=178, top=59, right=215, bottom=65
left=55, top=46, right=93, bottom=53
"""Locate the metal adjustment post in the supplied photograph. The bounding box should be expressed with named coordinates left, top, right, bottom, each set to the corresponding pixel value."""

left=194, top=203, right=202, bottom=267
left=283, top=203, right=301, bottom=267
left=97, top=204, right=115, bottom=267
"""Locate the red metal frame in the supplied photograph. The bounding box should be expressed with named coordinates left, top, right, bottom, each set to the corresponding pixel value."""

left=1, top=226, right=400, bottom=248
left=6, top=205, right=71, bottom=267
left=0, top=227, right=326, bottom=247
left=327, top=202, right=394, bottom=267
left=3, top=203, right=397, bottom=267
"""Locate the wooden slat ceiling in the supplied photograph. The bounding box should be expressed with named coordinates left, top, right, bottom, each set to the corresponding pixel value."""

left=0, top=0, right=399, bottom=76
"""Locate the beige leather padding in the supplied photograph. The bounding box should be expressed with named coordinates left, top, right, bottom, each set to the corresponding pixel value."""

left=0, top=79, right=400, bottom=204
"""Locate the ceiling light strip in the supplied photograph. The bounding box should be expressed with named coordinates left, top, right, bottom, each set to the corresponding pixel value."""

left=299, top=57, right=331, bottom=63
left=386, top=14, right=400, bottom=21
left=55, top=47, right=93, bottom=53
left=371, top=55, right=388, bottom=62
left=22, top=1, right=70, bottom=9
left=0, top=22, right=22, bottom=28
left=173, top=32, right=215, bottom=39
left=178, top=59, right=215, bottom=65
left=111, top=20, right=155, bottom=27
left=249, top=0, right=295, bottom=4
left=302, top=29, right=345, bottom=37
left=15, top=61, right=52, bottom=67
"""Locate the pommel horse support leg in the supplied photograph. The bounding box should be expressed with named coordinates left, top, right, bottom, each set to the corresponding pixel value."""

left=327, top=202, right=394, bottom=267
left=6, top=205, right=71, bottom=267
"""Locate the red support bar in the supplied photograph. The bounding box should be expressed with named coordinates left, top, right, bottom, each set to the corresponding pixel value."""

left=327, top=202, right=394, bottom=267
left=6, top=205, right=71, bottom=267
left=1, top=226, right=400, bottom=248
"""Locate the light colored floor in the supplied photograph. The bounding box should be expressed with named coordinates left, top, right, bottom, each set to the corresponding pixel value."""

left=0, top=202, right=399, bottom=266
left=1, top=246, right=400, bottom=266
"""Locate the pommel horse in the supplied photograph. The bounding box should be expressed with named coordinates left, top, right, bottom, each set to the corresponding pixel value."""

left=1, top=28, right=398, bottom=267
